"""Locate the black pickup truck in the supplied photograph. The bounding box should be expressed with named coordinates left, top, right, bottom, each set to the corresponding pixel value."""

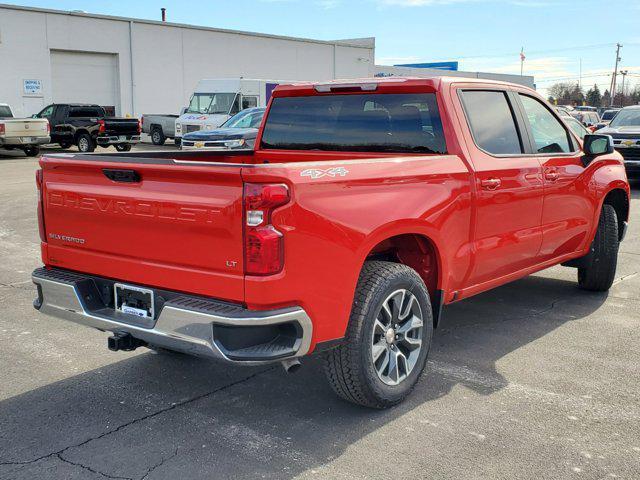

left=34, top=104, right=140, bottom=152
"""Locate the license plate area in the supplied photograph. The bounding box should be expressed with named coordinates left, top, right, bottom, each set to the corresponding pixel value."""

left=114, top=283, right=154, bottom=319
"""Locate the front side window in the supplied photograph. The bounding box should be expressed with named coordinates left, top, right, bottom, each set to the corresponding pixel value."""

left=39, top=105, right=54, bottom=118
left=565, top=117, right=588, bottom=140
left=186, top=93, right=237, bottom=115
left=609, top=108, right=640, bottom=128
left=519, top=94, right=571, bottom=153
left=460, top=90, right=523, bottom=155
left=242, top=96, right=258, bottom=109
left=261, top=93, right=446, bottom=153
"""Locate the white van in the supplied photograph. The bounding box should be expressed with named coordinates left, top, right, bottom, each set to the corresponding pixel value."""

left=175, top=79, right=281, bottom=144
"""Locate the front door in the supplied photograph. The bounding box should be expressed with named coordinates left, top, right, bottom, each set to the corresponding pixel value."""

left=515, top=93, right=594, bottom=260
left=456, top=88, right=545, bottom=288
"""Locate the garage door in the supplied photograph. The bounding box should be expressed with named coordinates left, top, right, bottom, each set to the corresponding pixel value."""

left=50, top=50, right=119, bottom=114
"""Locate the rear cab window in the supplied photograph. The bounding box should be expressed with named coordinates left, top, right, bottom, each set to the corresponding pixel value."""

left=0, top=105, right=13, bottom=118
left=261, top=93, right=446, bottom=154
left=69, top=107, right=105, bottom=118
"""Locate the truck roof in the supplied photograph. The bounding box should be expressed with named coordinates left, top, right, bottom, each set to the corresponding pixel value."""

left=272, top=76, right=531, bottom=97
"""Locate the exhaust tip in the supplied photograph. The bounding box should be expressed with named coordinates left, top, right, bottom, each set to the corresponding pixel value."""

left=281, top=358, right=302, bottom=373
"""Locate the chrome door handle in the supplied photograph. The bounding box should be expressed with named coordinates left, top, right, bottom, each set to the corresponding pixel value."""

left=481, top=178, right=501, bottom=190
left=544, top=171, right=559, bottom=181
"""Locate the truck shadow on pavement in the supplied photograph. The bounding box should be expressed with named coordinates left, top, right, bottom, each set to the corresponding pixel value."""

left=0, top=274, right=608, bottom=479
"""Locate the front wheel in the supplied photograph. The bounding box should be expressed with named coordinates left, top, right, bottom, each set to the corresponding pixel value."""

left=578, top=204, right=619, bottom=291
left=323, top=261, right=433, bottom=408
left=115, top=144, right=132, bottom=152
left=174, top=138, right=181, bottom=148
left=23, top=146, right=40, bottom=157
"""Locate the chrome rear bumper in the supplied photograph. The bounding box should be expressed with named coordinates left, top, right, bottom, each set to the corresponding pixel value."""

left=32, top=268, right=312, bottom=364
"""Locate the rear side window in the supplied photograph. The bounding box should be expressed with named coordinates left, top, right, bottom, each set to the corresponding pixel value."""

left=518, top=94, right=571, bottom=153
left=261, top=93, right=446, bottom=154
left=69, top=107, right=104, bottom=118
left=460, top=90, right=523, bottom=155
left=0, top=105, right=13, bottom=118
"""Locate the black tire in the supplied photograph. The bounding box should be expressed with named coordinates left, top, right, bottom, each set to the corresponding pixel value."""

left=578, top=204, right=619, bottom=292
left=115, top=144, right=132, bottom=152
left=77, top=133, right=95, bottom=153
left=23, top=146, right=40, bottom=157
left=151, top=127, right=166, bottom=146
left=59, top=142, right=72, bottom=149
left=323, top=261, right=433, bottom=409
left=174, top=138, right=181, bottom=148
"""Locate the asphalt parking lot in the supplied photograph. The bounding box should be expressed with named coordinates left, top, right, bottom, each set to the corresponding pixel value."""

left=1, top=145, right=639, bottom=480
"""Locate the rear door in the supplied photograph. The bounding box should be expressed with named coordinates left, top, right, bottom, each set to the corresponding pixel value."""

left=455, top=87, right=545, bottom=287
left=41, top=156, right=246, bottom=302
left=514, top=93, right=594, bottom=260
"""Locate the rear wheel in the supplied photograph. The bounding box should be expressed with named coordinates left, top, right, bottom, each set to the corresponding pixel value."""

left=323, top=261, right=433, bottom=408
left=115, top=144, right=132, bottom=152
left=174, top=138, right=181, bottom=148
left=578, top=204, right=619, bottom=291
left=77, top=134, right=95, bottom=153
left=23, top=146, right=40, bottom=157
left=151, top=127, right=166, bottom=146
left=58, top=142, right=72, bottom=149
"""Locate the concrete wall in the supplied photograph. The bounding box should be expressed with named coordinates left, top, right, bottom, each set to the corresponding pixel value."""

left=375, top=65, right=536, bottom=89
left=0, top=5, right=375, bottom=117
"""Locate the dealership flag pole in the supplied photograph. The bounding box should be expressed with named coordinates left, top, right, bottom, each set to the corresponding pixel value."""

left=520, top=48, right=525, bottom=76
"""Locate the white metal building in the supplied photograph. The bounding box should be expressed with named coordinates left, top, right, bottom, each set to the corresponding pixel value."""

left=0, top=4, right=376, bottom=117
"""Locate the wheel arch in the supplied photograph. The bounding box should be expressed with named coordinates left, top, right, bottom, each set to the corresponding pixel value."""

left=602, top=186, right=629, bottom=242
left=359, top=227, right=446, bottom=327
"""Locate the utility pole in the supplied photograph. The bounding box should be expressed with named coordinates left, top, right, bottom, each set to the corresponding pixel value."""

left=579, top=58, right=582, bottom=89
left=610, top=43, right=622, bottom=106
left=620, top=70, right=628, bottom=106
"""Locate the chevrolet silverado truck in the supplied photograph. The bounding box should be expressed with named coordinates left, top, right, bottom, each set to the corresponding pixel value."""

left=596, top=105, right=640, bottom=179
left=0, top=103, right=50, bottom=156
left=32, top=77, right=630, bottom=408
left=34, top=104, right=140, bottom=153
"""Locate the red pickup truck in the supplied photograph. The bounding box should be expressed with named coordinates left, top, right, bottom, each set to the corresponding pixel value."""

left=33, top=77, right=630, bottom=408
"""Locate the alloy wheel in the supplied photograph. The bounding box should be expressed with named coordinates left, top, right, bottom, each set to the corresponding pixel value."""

left=371, top=289, right=424, bottom=386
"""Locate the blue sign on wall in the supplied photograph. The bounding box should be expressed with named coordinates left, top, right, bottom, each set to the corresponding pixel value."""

left=394, top=61, right=459, bottom=71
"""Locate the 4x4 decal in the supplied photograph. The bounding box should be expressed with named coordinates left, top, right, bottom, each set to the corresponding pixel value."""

left=300, top=167, right=349, bottom=179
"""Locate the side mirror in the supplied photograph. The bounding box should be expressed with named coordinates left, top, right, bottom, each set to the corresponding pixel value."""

left=180, top=107, right=188, bottom=115
left=31, top=114, right=38, bottom=118
left=583, top=134, right=614, bottom=165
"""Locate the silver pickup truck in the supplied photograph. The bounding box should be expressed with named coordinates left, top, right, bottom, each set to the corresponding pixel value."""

left=140, top=114, right=178, bottom=146
left=0, top=103, right=50, bottom=157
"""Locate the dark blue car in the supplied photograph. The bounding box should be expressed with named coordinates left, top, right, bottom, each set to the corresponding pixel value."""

left=180, top=107, right=265, bottom=150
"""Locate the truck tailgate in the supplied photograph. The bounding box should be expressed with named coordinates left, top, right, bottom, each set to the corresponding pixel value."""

left=40, top=156, right=245, bottom=302
left=3, top=119, right=49, bottom=138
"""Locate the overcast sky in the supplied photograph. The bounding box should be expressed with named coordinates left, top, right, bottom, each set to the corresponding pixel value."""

left=9, top=0, right=640, bottom=96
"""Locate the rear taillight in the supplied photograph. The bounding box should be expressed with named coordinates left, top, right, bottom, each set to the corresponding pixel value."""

left=137, top=119, right=142, bottom=134
left=0, top=124, right=5, bottom=135
left=243, top=183, right=290, bottom=275
left=35, top=169, right=46, bottom=242
left=46, top=120, right=50, bottom=133
left=98, top=119, right=106, bottom=134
